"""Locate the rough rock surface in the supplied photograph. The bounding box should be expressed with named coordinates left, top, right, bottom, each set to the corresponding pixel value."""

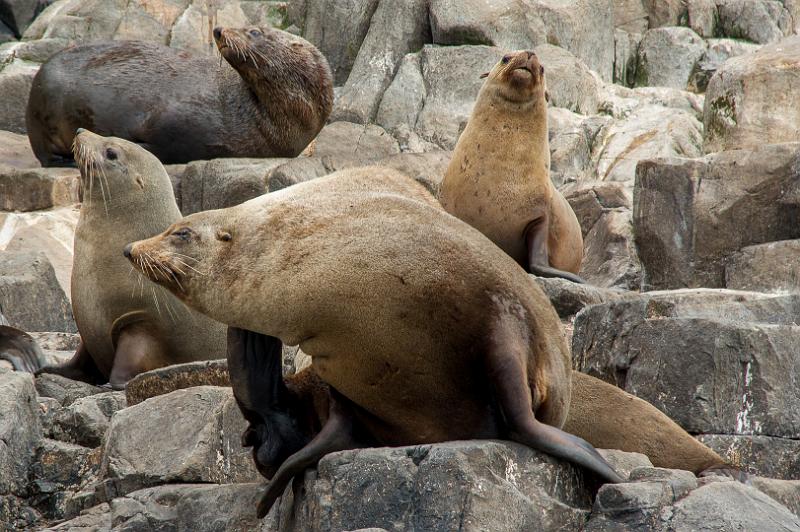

left=634, top=143, right=800, bottom=290
left=126, top=359, right=229, bottom=406
left=704, top=35, right=800, bottom=153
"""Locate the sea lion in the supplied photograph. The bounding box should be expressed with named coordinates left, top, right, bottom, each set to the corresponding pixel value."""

left=126, top=166, right=733, bottom=517
left=0, top=325, right=46, bottom=373
left=26, top=26, right=333, bottom=166
left=438, top=50, right=584, bottom=283
left=36, top=130, right=226, bottom=388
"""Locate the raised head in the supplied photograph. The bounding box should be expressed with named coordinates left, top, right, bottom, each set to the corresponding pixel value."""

left=72, top=129, right=170, bottom=211
left=480, top=50, right=548, bottom=105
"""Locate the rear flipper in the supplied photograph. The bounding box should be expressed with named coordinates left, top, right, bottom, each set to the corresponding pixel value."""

left=107, top=322, right=170, bottom=389
left=227, top=327, right=310, bottom=480
left=256, top=388, right=367, bottom=518
left=486, top=316, right=622, bottom=484
left=0, top=325, right=46, bottom=373
left=525, top=216, right=585, bottom=284
left=563, top=371, right=727, bottom=475
left=36, top=340, right=106, bottom=384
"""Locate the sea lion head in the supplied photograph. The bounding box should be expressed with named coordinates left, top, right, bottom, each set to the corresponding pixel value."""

left=72, top=129, right=167, bottom=210
left=481, top=50, right=547, bottom=104
left=124, top=207, right=236, bottom=313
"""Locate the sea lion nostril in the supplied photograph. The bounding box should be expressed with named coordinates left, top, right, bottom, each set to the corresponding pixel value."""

left=213, top=27, right=222, bottom=40
left=123, top=244, right=132, bottom=258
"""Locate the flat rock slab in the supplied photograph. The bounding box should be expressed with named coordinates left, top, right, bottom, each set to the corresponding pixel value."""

left=100, top=386, right=259, bottom=498
left=0, top=165, right=79, bottom=212
left=726, top=239, right=800, bottom=293
left=125, top=359, right=229, bottom=406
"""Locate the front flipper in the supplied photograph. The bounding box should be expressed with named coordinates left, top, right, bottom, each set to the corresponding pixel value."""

left=486, top=315, right=622, bottom=484
left=227, top=327, right=309, bottom=479
left=256, top=389, right=366, bottom=518
left=525, top=216, right=585, bottom=284
left=36, top=340, right=106, bottom=384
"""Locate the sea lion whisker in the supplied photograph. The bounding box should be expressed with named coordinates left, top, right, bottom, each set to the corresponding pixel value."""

left=150, top=285, right=162, bottom=316
left=171, top=257, right=206, bottom=276
left=166, top=251, right=201, bottom=263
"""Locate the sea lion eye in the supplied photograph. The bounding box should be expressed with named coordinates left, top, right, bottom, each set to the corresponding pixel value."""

left=540, top=65, right=545, bottom=74
left=249, top=29, right=261, bottom=37
left=105, top=148, right=118, bottom=160
left=172, top=228, right=193, bottom=240
left=502, top=56, right=510, bottom=64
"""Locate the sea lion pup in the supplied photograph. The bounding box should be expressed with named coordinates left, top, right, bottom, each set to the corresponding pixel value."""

left=438, top=50, right=584, bottom=283
left=126, top=167, right=739, bottom=516
left=0, top=325, right=46, bottom=373
left=26, top=26, right=333, bottom=166
left=36, top=130, right=226, bottom=388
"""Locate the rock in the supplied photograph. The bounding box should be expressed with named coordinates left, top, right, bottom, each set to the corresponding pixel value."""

left=635, top=27, right=706, bottom=90
left=376, top=150, right=451, bottom=196
left=375, top=53, right=425, bottom=135
left=533, top=276, right=635, bottom=319
left=614, top=0, right=648, bottom=33
left=0, top=58, right=38, bottom=133
left=573, top=289, right=800, bottom=459
left=27, top=331, right=79, bottom=352
left=600, top=84, right=705, bottom=121
left=587, top=476, right=800, bottom=530
left=697, top=434, right=800, bottom=480
left=592, top=105, right=703, bottom=183
left=717, top=0, right=792, bottom=44
left=596, top=449, right=653, bottom=480
left=0, top=495, right=40, bottom=530
left=641, top=0, right=687, bottom=27
left=178, top=158, right=290, bottom=215
left=688, top=0, right=717, bottom=37
left=633, top=144, right=800, bottom=290
left=580, top=208, right=641, bottom=289
left=0, top=250, right=75, bottom=332
left=665, top=481, right=800, bottom=529
left=167, top=1, right=250, bottom=55
left=126, top=359, right=229, bottom=406
left=0, top=206, right=80, bottom=297
left=405, top=44, right=500, bottom=149
left=267, top=156, right=329, bottom=192
left=0, top=0, right=53, bottom=38
left=51, top=483, right=262, bottom=531
left=688, top=38, right=761, bottom=93
left=100, top=386, right=259, bottom=497
left=613, top=28, right=641, bottom=87
left=35, top=373, right=105, bottom=407
left=0, top=371, right=42, bottom=496
left=0, top=130, right=38, bottom=169
left=0, top=37, right=70, bottom=63
left=429, top=0, right=614, bottom=81
left=302, top=0, right=379, bottom=85
left=52, top=391, right=126, bottom=448
left=313, top=121, right=400, bottom=165
left=564, top=181, right=631, bottom=236
left=726, top=239, right=800, bottom=293
left=704, top=36, right=800, bottom=153
left=536, top=44, right=600, bottom=115
left=0, top=19, right=12, bottom=43
left=30, top=439, right=100, bottom=519
left=265, top=441, right=592, bottom=531
left=751, top=476, right=800, bottom=516
left=331, top=0, right=429, bottom=124
left=0, top=165, right=79, bottom=211
left=549, top=110, right=609, bottom=186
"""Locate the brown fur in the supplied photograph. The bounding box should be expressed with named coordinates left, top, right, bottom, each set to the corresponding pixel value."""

left=37, top=131, right=226, bottom=387
left=438, top=50, right=583, bottom=275
left=26, top=27, right=333, bottom=166
left=126, top=167, right=727, bottom=477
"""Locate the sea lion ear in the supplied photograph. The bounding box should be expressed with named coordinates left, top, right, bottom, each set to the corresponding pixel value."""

left=545, top=90, right=550, bottom=102
left=479, top=72, right=489, bottom=79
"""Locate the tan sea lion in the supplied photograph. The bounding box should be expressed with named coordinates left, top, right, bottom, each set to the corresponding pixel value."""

left=126, top=166, right=734, bottom=517
left=438, top=50, right=584, bottom=283
left=26, top=26, right=333, bottom=166
left=36, top=130, right=226, bottom=388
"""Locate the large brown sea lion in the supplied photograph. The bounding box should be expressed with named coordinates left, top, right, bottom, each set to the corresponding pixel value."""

left=438, top=50, right=584, bottom=283
left=36, top=130, right=226, bottom=388
left=26, top=26, right=333, bottom=166
left=126, top=166, right=732, bottom=517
